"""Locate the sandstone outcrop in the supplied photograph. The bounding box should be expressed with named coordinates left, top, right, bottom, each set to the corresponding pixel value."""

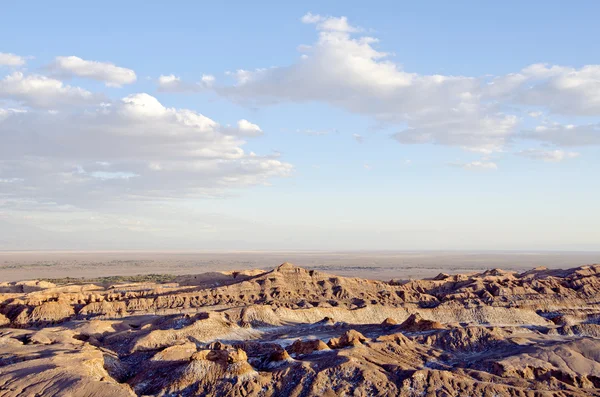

left=287, top=339, right=330, bottom=355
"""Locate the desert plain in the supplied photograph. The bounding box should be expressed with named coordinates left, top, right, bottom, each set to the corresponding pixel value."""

left=1, top=251, right=600, bottom=396
left=1, top=250, right=599, bottom=282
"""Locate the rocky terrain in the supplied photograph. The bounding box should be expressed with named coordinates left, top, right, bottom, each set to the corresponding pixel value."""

left=2, top=262, right=600, bottom=396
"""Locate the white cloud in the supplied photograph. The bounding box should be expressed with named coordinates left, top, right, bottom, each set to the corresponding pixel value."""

left=201, top=74, right=215, bottom=85
left=352, top=133, right=364, bottom=143
left=300, top=13, right=321, bottom=24
left=205, top=15, right=513, bottom=153
left=49, top=56, right=136, bottom=87
left=158, top=73, right=214, bottom=92
left=301, top=13, right=362, bottom=33
left=487, top=64, right=600, bottom=116
left=235, top=119, right=262, bottom=136
left=0, top=71, right=100, bottom=108
left=450, top=161, right=498, bottom=170
left=394, top=113, right=518, bottom=154
left=517, top=149, right=580, bottom=162
left=89, top=171, right=139, bottom=180
left=161, top=14, right=600, bottom=155
left=521, top=64, right=600, bottom=116
left=219, top=118, right=264, bottom=137
left=158, top=74, right=180, bottom=87
left=0, top=93, right=292, bottom=209
left=523, top=122, right=600, bottom=146
left=0, top=52, right=26, bottom=66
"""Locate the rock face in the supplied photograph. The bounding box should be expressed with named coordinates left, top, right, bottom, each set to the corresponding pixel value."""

left=16, top=301, right=75, bottom=325
left=287, top=339, right=330, bottom=355
left=328, top=329, right=367, bottom=348
left=2, top=263, right=600, bottom=396
left=398, top=313, right=445, bottom=332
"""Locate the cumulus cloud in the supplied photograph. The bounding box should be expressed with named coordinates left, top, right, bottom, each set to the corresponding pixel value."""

left=219, top=119, right=264, bottom=137
left=48, top=56, right=137, bottom=87
left=0, top=93, right=292, bottom=210
left=0, top=71, right=101, bottom=108
left=509, top=64, right=600, bottom=116
left=159, top=14, right=600, bottom=155
left=0, top=52, right=26, bottom=66
left=352, top=133, right=364, bottom=143
left=516, top=149, right=580, bottom=162
left=218, top=20, right=479, bottom=123
left=182, top=14, right=512, bottom=153
left=236, top=119, right=262, bottom=136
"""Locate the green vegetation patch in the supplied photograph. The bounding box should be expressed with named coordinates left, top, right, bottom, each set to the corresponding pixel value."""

left=42, top=273, right=177, bottom=285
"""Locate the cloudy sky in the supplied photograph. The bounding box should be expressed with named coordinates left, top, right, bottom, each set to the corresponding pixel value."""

left=1, top=1, right=599, bottom=250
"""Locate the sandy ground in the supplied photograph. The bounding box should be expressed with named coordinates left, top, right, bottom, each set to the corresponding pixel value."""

left=0, top=250, right=599, bottom=282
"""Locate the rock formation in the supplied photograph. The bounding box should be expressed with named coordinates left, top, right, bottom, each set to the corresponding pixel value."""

left=2, top=263, right=600, bottom=396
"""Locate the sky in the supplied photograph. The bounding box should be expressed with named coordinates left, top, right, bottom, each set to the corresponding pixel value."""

left=0, top=1, right=599, bottom=251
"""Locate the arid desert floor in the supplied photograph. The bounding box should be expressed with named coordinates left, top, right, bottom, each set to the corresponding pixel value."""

left=1, top=250, right=599, bottom=282
left=2, top=257, right=600, bottom=396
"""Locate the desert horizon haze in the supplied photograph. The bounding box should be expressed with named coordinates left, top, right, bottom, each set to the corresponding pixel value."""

left=2, top=249, right=600, bottom=282
left=2, top=2, right=600, bottom=397
left=1, top=1, right=600, bottom=251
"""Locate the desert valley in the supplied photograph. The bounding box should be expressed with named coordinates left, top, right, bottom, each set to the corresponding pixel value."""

left=3, top=261, right=600, bottom=396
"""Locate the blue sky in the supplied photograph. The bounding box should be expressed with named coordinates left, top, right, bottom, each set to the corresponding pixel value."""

left=0, top=1, right=599, bottom=250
